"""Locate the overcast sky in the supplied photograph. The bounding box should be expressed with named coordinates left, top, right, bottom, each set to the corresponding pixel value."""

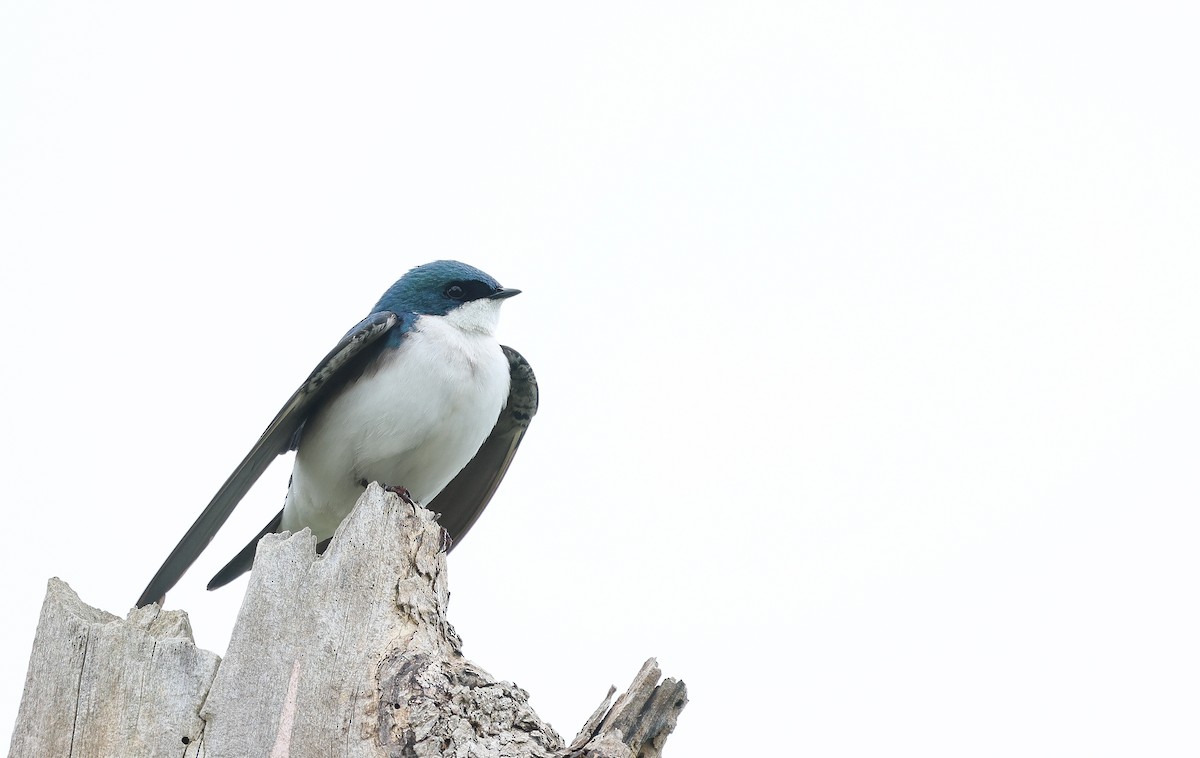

left=2, top=3, right=1198, bottom=756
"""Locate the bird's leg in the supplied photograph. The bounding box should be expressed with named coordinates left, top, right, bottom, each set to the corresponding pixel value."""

left=439, top=527, right=454, bottom=553
left=358, top=478, right=416, bottom=504
left=383, top=484, right=415, bottom=504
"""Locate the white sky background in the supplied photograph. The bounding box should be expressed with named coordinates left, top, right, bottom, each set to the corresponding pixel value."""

left=1, top=2, right=1198, bottom=755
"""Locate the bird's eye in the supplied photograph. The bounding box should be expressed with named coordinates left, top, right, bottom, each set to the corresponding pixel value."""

left=443, top=279, right=495, bottom=302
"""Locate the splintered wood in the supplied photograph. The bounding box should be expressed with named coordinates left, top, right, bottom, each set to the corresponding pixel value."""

left=9, top=486, right=686, bottom=757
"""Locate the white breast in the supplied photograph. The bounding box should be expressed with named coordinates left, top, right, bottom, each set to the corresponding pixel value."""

left=280, top=305, right=511, bottom=540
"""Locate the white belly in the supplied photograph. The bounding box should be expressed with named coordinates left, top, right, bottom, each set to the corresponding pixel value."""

left=280, top=315, right=510, bottom=540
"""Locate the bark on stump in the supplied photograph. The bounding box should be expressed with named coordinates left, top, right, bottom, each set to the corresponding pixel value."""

left=9, top=485, right=686, bottom=757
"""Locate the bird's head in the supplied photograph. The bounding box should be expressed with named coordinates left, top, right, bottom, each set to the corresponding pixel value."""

left=373, top=260, right=520, bottom=334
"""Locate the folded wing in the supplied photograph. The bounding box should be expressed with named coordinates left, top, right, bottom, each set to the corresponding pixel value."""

left=431, top=345, right=539, bottom=548
left=134, top=312, right=401, bottom=607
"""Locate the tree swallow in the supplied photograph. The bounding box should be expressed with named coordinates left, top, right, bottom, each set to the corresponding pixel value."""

left=136, top=260, right=537, bottom=608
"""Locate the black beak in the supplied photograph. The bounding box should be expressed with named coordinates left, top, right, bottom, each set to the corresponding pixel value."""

left=489, top=288, right=521, bottom=300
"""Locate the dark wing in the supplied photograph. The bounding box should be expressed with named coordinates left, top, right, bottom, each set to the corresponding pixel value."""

left=204, top=508, right=283, bottom=591
left=135, top=311, right=401, bottom=607
left=430, top=345, right=538, bottom=550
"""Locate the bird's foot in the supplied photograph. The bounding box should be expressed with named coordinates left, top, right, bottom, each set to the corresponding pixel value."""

left=439, top=527, right=454, bottom=554
left=383, top=484, right=415, bottom=504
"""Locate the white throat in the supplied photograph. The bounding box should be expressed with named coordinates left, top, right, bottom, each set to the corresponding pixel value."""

left=442, top=297, right=505, bottom=335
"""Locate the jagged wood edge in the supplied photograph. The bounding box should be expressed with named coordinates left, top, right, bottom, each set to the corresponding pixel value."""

left=562, top=658, right=689, bottom=758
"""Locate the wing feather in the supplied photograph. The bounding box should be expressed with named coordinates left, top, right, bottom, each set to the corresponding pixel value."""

left=134, top=312, right=400, bottom=607
left=430, top=345, right=539, bottom=549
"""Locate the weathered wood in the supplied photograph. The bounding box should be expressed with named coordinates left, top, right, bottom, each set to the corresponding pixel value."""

left=9, top=485, right=687, bottom=757
left=565, top=659, right=688, bottom=758
left=199, top=484, right=565, bottom=757
left=8, top=579, right=219, bottom=758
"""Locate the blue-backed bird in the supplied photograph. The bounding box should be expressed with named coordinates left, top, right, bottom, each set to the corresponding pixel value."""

left=136, top=260, right=537, bottom=607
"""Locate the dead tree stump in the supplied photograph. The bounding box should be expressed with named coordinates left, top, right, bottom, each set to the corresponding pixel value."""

left=9, top=485, right=686, bottom=757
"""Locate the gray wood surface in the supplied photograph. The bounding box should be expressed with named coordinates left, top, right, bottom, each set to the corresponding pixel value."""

left=8, top=579, right=218, bottom=757
left=9, top=485, right=686, bottom=757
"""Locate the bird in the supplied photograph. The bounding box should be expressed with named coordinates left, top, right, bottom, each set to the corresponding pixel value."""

left=135, top=260, right=537, bottom=608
